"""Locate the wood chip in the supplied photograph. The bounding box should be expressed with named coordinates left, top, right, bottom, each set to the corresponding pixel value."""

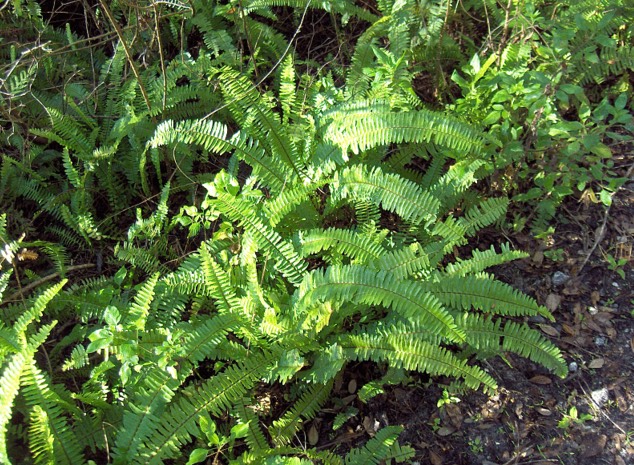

left=529, top=375, right=552, bottom=385
left=588, top=358, right=605, bottom=369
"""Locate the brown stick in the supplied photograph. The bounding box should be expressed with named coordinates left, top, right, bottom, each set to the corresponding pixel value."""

left=5, top=263, right=96, bottom=303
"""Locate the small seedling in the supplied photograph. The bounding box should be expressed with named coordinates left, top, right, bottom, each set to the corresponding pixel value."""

left=558, top=406, right=593, bottom=430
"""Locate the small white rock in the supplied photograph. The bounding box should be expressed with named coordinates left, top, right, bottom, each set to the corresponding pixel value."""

left=569, top=362, right=578, bottom=373
left=591, top=387, right=609, bottom=408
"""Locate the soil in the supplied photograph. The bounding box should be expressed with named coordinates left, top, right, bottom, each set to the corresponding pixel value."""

left=315, top=180, right=634, bottom=465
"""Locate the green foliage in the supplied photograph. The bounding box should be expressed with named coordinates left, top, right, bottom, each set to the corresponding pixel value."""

left=449, top=0, right=634, bottom=234
left=0, top=0, right=581, bottom=463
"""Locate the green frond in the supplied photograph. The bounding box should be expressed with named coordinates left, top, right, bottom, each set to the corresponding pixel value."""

left=270, top=381, right=333, bottom=446
left=21, top=363, right=86, bottom=465
left=444, top=243, right=528, bottom=277
left=372, top=242, right=430, bottom=280
left=331, top=165, right=440, bottom=227
left=14, top=280, right=67, bottom=340
left=344, top=426, right=403, bottom=465
left=295, top=265, right=464, bottom=343
left=297, top=228, right=386, bottom=264
left=28, top=405, right=55, bottom=465
left=324, top=104, right=485, bottom=155
left=336, top=332, right=497, bottom=393
left=264, top=182, right=322, bottom=229
left=218, top=68, right=304, bottom=183
left=199, top=245, right=241, bottom=313
left=149, top=119, right=288, bottom=191
left=233, top=399, right=270, bottom=452
left=421, top=274, right=553, bottom=320
left=138, top=353, right=274, bottom=464
left=62, top=345, right=89, bottom=371
left=112, top=369, right=180, bottom=465
left=0, top=352, right=27, bottom=464
left=181, top=314, right=241, bottom=364
left=215, top=192, right=308, bottom=284
left=460, top=314, right=567, bottom=377
left=125, top=273, right=160, bottom=331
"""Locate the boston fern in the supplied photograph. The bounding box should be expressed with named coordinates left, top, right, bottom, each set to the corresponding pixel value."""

left=0, top=1, right=570, bottom=463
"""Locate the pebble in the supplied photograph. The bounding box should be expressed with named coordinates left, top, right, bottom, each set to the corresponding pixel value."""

left=568, top=362, right=578, bottom=373
left=594, top=336, right=608, bottom=347
left=552, top=271, right=570, bottom=286
left=591, top=387, right=609, bottom=408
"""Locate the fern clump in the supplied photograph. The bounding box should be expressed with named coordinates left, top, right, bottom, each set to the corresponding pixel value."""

left=0, top=0, right=574, bottom=463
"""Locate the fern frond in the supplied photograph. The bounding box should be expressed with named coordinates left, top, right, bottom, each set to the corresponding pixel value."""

left=233, top=399, right=269, bottom=452
left=372, top=242, right=430, bottom=280
left=460, top=314, right=567, bottom=377
left=297, top=228, right=386, bottom=263
left=112, top=369, right=180, bottom=465
left=126, top=273, right=160, bottom=331
left=344, top=426, right=402, bottom=465
left=138, top=353, right=273, bottom=464
left=270, top=381, right=333, bottom=446
left=21, top=363, right=85, bottom=465
left=331, top=165, right=440, bottom=227
left=325, top=104, right=485, bottom=154
left=421, top=274, right=553, bottom=320
left=337, top=332, right=497, bottom=392
left=215, top=192, right=307, bottom=284
left=444, top=243, right=527, bottom=277
left=28, top=405, right=56, bottom=465
left=0, top=352, right=27, bottom=464
left=295, top=265, right=464, bottom=343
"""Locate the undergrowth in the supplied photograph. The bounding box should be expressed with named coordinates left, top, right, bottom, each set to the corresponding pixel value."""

left=1, top=0, right=630, bottom=463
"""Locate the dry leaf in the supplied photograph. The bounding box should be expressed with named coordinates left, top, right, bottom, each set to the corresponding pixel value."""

left=562, top=323, right=576, bottom=336
left=536, top=407, right=552, bottom=416
left=590, top=291, right=601, bottom=306
left=532, top=250, right=544, bottom=265
left=445, top=403, right=463, bottom=429
left=588, top=358, right=605, bottom=369
left=429, top=450, right=443, bottom=465
left=529, top=375, right=552, bottom=385
left=436, top=426, right=455, bottom=436
left=362, top=416, right=377, bottom=436
left=308, top=424, right=319, bottom=446
left=545, top=294, right=561, bottom=312
left=347, top=379, right=357, bottom=394
left=538, top=324, right=560, bottom=337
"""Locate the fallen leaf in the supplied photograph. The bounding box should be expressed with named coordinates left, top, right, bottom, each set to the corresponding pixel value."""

left=529, top=375, right=552, bottom=385
left=536, top=407, right=552, bottom=416
left=545, top=294, right=561, bottom=312
left=362, top=416, right=375, bottom=436
left=308, top=424, right=319, bottom=445
left=562, top=323, right=576, bottom=336
left=347, top=379, right=357, bottom=394
left=532, top=250, right=544, bottom=265
left=538, top=324, right=560, bottom=337
left=436, top=426, right=455, bottom=436
left=588, top=358, right=605, bottom=369
left=429, top=450, right=443, bottom=465
left=445, top=403, right=463, bottom=429
left=590, top=291, right=601, bottom=305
